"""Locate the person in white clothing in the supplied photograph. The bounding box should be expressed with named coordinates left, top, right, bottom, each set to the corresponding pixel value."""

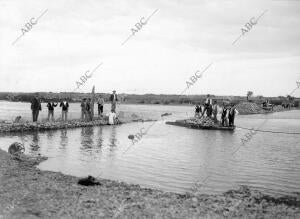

left=108, top=110, right=117, bottom=125
left=212, top=100, right=218, bottom=122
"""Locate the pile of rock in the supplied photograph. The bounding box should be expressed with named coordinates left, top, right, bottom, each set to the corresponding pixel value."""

left=272, top=105, right=284, bottom=112
left=184, top=117, right=218, bottom=127
left=0, top=118, right=109, bottom=133
left=235, top=102, right=265, bottom=115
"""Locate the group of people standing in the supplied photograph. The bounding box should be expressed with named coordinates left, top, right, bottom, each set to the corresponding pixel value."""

left=80, top=98, right=95, bottom=121
left=220, top=103, right=238, bottom=127
left=46, top=100, right=69, bottom=122
left=31, top=95, right=70, bottom=122
left=30, top=90, right=119, bottom=124
left=194, top=95, right=219, bottom=122
left=194, top=94, right=238, bottom=127
left=79, top=94, right=107, bottom=121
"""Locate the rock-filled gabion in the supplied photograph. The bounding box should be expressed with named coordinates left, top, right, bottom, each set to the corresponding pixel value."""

left=235, top=102, right=265, bottom=114
left=272, top=105, right=284, bottom=112
left=0, top=118, right=110, bottom=133
left=184, top=117, right=219, bottom=127
left=0, top=117, right=157, bottom=133
left=235, top=102, right=289, bottom=115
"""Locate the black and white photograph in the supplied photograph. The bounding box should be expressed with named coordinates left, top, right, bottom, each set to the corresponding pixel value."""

left=0, top=0, right=300, bottom=218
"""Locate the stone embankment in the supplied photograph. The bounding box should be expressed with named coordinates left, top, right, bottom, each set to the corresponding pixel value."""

left=0, top=116, right=157, bottom=133
left=0, top=118, right=109, bottom=133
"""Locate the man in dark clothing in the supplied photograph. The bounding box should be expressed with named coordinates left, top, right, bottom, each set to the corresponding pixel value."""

left=86, top=98, right=92, bottom=121
left=194, top=104, right=201, bottom=118
left=202, top=94, right=212, bottom=117
left=207, top=104, right=213, bottom=117
left=221, top=104, right=228, bottom=126
left=228, top=105, right=238, bottom=127
left=109, top=90, right=118, bottom=113
left=31, top=95, right=41, bottom=122
left=47, top=102, right=58, bottom=121
left=60, top=99, right=69, bottom=122
left=80, top=98, right=87, bottom=120
left=97, top=95, right=105, bottom=116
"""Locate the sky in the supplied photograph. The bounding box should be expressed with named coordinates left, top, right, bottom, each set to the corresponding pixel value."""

left=0, top=0, right=300, bottom=97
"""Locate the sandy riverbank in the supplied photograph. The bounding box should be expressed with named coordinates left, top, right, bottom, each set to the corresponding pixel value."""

left=0, top=149, right=299, bottom=218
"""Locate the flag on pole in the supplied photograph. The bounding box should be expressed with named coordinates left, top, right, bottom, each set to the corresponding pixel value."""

left=91, top=86, right=95, bottom=119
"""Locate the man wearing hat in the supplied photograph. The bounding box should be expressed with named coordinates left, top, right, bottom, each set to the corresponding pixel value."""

left=31, top=93, right=41, bottom=122
left=80, top=98, right=87, bottom=120
left=109, top=90, right=118, bottom=113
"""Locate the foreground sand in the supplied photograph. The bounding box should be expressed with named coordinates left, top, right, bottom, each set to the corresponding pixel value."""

left=0, top=149, right=299, bottom=218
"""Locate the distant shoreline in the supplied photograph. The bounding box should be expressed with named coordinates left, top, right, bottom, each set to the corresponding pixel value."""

left=1, top=92, right=299, bottom=106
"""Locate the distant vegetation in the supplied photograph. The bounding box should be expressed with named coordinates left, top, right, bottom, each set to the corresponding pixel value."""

left=0, top=92, right=299, bottom=107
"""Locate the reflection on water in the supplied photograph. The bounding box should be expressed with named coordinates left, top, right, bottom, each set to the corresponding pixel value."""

left=0, top=105, right=299, bottom=197
left=19, top=132, right=41, bottom=155
left=60, top=129, right=68, bottom=148
left=109, top=126, right=118, bottom=147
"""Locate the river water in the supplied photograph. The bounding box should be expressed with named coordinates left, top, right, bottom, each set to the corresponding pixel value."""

left=0, top=101, right=299, bottom=197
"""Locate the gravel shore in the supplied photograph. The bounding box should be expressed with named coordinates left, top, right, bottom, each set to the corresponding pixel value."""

left=0, top=149, right=299, bottom=218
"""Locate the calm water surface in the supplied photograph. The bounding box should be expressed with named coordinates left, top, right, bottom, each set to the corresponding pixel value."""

left=0, top=101, right=299, bottom=197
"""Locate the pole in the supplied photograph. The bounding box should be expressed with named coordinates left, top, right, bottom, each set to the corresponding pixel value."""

left=91, top=86, right=95, bottom=119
